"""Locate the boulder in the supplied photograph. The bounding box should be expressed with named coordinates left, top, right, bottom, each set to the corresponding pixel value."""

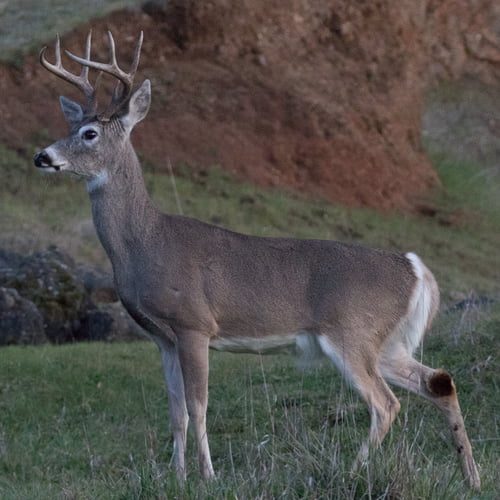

left=1, top=246, right=87, bottom=343
left=76, top=303, right=145, bottom=343
left=0, top=287, right=46, bottom=345
left=75, top=264, right=118, bottom=304
left=0, top=246, right=144, bottom=345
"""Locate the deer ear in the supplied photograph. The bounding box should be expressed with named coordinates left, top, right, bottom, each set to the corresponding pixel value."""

left=59, top=96, right=84, bottom=126
left=120, top=79, right=151, bottom=132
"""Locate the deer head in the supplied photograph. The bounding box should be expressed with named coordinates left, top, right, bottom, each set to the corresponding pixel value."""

left=33, top=31, right=150, bottom=182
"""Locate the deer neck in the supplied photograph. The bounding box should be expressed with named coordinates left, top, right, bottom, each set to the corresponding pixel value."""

left=86, top=145, right=160, bottom=267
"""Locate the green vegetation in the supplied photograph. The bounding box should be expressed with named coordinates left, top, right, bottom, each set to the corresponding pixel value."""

left=0, top=0, right=143, bottom=64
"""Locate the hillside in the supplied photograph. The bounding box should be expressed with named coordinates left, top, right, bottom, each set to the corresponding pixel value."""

left=1, top=0, right=500, bottom=210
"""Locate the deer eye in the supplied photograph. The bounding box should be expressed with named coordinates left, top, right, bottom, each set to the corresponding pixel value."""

left=81, top=128, right=98, bottom=141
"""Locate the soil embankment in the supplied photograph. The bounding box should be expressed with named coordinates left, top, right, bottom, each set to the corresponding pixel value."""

left=1, top=0, right=499, bottom=210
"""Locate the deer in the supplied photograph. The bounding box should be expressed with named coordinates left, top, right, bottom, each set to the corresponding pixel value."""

left=33, top=31, right=480, bottom=489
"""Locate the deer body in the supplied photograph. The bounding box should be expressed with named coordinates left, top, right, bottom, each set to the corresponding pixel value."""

left=33, top=32, right=480, bottom=489
left=89, top=162, right=416, bottom=352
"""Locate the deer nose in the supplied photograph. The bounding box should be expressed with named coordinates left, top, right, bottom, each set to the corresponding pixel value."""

left=33, top=150, right=51, bottom=168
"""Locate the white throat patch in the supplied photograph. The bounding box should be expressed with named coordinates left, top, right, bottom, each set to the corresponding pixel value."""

left=86, top=169, right=110, bottom=192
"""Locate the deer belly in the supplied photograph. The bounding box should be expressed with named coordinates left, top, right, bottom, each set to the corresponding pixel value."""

left=209, top=333, right=299, bottom=354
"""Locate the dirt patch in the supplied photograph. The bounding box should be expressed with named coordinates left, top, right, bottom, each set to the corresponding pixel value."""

left=1, top=0, right=500, bottom=210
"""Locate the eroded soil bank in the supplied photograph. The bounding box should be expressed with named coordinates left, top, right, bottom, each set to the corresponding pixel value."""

left=1, top=0, right=500, bottom=210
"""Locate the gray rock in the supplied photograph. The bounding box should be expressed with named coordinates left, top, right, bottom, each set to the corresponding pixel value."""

left=76, top=303, right=145, bottom=342
left=0, top=245, right=144, bottom=345
left=0, top=287, right=46, bottom=345
left=75, top=264, right=118, bottom=304
left=0, top=246, right=88, bottom=343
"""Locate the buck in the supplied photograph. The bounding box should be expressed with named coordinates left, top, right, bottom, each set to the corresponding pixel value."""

left=33, top=31, right=480, bottom=489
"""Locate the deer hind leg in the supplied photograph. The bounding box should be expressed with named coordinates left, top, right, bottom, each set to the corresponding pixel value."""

left=317, top=336, right=401, bottom=469
left=156, top=338, right=189, bottom=481
left=177, top=331, right=215, bottom=480
left=380, top=355, right=481, bottom=489
left=353, top=373, right=401, bottom=470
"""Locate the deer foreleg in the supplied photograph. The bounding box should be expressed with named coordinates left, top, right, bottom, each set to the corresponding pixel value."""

left=157, top=338, right=189, bottom=481
left=177, top=331, right=215, bottom=480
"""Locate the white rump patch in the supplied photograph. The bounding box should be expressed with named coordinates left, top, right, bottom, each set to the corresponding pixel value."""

left=396, top=252, right=435, bottom=355
left=87, top=169, right=109, bottom=192
left=406, top=252, right=424, bottom=281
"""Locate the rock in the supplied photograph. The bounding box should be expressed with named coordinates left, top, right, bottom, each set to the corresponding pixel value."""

left=0, top=246, right=88, bottom=343
left=0, top=248, right=25, bottom=270
left=446, top=294, right=496, bottom=314
left=0, top=246, right=146, bottom=345
left=0, top=287, right=46, bottom=346
left=75, top=308, right=114, bottom=342
left=75, top=264, right=118, bottom=304
left=76, top=303, right=145, bottom=343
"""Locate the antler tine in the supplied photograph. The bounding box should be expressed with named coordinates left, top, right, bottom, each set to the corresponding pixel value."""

left=54, top=34, right=62, bottom=66
left=130, top=31, right=144, bottom=75
left=80, top=30, right=91, bottom=82
left=40, top=33, right=97, bottom=114
left=65, top=31, right=144, bottom=118
left=106, top=30, right=118, bottom=67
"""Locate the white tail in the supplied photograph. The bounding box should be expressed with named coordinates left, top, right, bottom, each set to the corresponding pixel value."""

left=33, top=32, right=480, bottom=489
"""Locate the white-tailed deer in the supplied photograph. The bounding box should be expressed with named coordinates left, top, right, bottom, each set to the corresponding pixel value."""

left=33, top=31, right=480, bottom=489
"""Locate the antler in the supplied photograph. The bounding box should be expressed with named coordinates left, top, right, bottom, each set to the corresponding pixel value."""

left=65, top=31, right=143, bottom=119
left=40, top=31, right=98, bottom=115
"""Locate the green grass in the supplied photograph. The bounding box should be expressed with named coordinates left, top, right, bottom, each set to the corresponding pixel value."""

left=0, top=0, right=143, bottom=64
left=0, top=301, right=498, bottom=499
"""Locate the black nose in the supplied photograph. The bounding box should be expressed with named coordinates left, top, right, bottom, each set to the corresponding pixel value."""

left=33, top=150, right=51, bottom=168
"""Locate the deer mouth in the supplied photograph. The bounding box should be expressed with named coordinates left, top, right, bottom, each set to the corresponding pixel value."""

left=33, top=150, right=66, bottom=172
left=47, top=164, right=66, bottom=173
left=36, top=163, right=66, bottom=173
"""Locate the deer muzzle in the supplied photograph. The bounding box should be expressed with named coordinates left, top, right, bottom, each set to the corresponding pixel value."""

left=33, top=150, right=60, bottom=171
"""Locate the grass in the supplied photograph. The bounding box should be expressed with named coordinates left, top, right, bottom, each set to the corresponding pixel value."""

left=0, top=0, right=143, bottom=64
left=0, top=300, right=498, bottom=499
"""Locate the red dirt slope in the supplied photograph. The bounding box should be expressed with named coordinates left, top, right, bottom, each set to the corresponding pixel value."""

left=1, top=0, right=499, bottom=210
